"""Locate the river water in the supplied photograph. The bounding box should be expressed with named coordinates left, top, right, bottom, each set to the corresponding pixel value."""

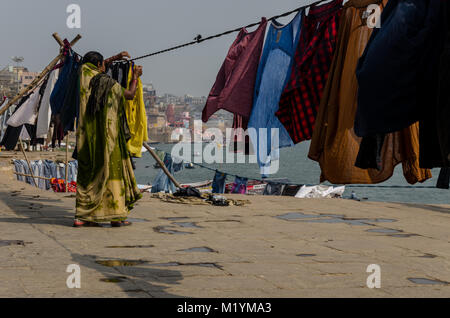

left=134, top=142, right=450, bottom=205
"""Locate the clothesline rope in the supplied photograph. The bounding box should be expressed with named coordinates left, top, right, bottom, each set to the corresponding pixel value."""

left=147, top=146, right=438, bottom=189
left=129, top=0, right=326, bottom=61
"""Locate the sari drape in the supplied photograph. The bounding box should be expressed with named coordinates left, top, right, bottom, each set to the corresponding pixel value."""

left=75, top=63, right=142, bottom=222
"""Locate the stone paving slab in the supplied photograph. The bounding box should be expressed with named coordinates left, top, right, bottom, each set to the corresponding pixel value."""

left=0, top=173, right=449, bottom=298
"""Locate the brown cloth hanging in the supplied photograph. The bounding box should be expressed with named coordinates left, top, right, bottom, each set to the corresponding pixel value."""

left=308, top=0, right=431, bottom=185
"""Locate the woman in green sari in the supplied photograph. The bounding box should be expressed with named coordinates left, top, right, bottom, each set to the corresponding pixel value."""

left=74, top=51, right=143, bottom=227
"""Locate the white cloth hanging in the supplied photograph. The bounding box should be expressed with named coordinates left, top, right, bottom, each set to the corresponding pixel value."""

left=7, top=86, right=42, bottom=127
left=36, top=69, right=59, bottom=138
left=19, top=125, right=31, bottom=141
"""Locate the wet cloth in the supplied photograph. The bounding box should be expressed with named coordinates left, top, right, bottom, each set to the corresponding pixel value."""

left=36, top=69, right=59, bottom=138
left=436, top=10, right=450, bottom=167
left=308, top=0, right=431, bottom=185
left=0, top=98, right=9, bottom=139
left=202, top=18, right=268, bottom=124
left=60, top=61, right=81, bottom=133
left=276, top=0, right=343, bottom=144
left=124, top=64, right=148, bottom=158
left=248, top=11, right=302, bottom=176
left=7, top=86, right=41, bottom=127
left=107, top=61, right=130, bottom=88
left=212, top=171, right=227, bottom=194
left=231, top=176, right=248, bottom=194
left=75, top=62, right=141, bottom=223
left=151, top=153, right=183, bottom=193
left=436, top=168, right=450, bottom=190
left=263, top=182, right=285, bottom=196
left=0, top=95, right=31, bottom=150
left=13, top=159, right=78, bottom=190
left=50, top=52, right=76, bottom=114
left=354, top=0, right=444, bottom=138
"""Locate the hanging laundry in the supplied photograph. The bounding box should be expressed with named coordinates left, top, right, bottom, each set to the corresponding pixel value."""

left=107, top=61, right=130, bottom=88
left=60, top=60, right=81, bottom=133
left=202, top=18, right=268, bottom=128
left=309, top=0, right=431, bottom=185
left=276, top=0, right=343, bottom=144
left=212, top=171, right=227, bottom=194
left=7, top=85, right=41, bottom=127
left=248, top=11, right=302, bottom=177
left=435, top=3, right=450, bottom=168
left=50, top=51, right=80, bottom=147
left=0, top=95, right=31, bottom=150
left=36, top=70, right=59, bottom=138
left=50, top=52, right=76, bottom=114
left=151, top=153, right=183, bottom=193
left=0, top=98, right=10, bottom=141
left=13, top=159, right=78, bottom=190
left=436, top=168, right=450, bottom=190
left=354, top=0, right=444, bottom=139
left=263, top=183, right=285, bottom=196
left=230, top=176, right=248, bottom=194
left=124, top=63, right=148, bottom=158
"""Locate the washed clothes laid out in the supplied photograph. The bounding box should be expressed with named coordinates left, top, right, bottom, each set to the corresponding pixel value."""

left=248, top=11, right=302, bottom=177
left=151, top=153, right=184, bottom=193
left=13, top=159, right=77, bottom=190
left=277, top=0, right=343, bottom=144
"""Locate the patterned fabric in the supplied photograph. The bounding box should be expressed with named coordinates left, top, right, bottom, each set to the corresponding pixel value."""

left=276, top=0, right=343, bottom=144
left=75, top=62, right=142, bottom=222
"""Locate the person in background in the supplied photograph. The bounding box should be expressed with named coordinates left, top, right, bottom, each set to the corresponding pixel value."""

left=74, top=51, right=143, bottom=227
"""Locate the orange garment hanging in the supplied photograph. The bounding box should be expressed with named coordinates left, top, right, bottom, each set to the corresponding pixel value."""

left=125, top=64, right=148, bottom=158
left=308, top=0, right=431, bottom=184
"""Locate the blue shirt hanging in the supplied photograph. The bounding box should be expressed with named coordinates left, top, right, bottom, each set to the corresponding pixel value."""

left=248, top=10, right=303, bottom=177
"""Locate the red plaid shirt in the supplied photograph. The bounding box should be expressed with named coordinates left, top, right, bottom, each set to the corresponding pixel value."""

left=276, top=0, right=343, bottom=144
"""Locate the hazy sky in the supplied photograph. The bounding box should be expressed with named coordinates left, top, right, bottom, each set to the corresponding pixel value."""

left=0, top=0, right=313, bottom=96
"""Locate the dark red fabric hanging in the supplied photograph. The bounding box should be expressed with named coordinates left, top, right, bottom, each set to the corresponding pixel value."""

left=202, top=18, right=268, bottom=125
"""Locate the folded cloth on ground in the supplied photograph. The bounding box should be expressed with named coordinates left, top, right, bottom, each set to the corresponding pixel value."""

left=151, top=192, right=249, bottom=206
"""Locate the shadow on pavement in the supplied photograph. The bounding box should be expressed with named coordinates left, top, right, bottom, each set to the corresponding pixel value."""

left=0, top=190, right=73, bottom=227
left=71, top=253, right=184, bottom=298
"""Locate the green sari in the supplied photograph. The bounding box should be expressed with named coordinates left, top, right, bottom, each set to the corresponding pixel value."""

left=75, top=62, right=142, bottom=222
